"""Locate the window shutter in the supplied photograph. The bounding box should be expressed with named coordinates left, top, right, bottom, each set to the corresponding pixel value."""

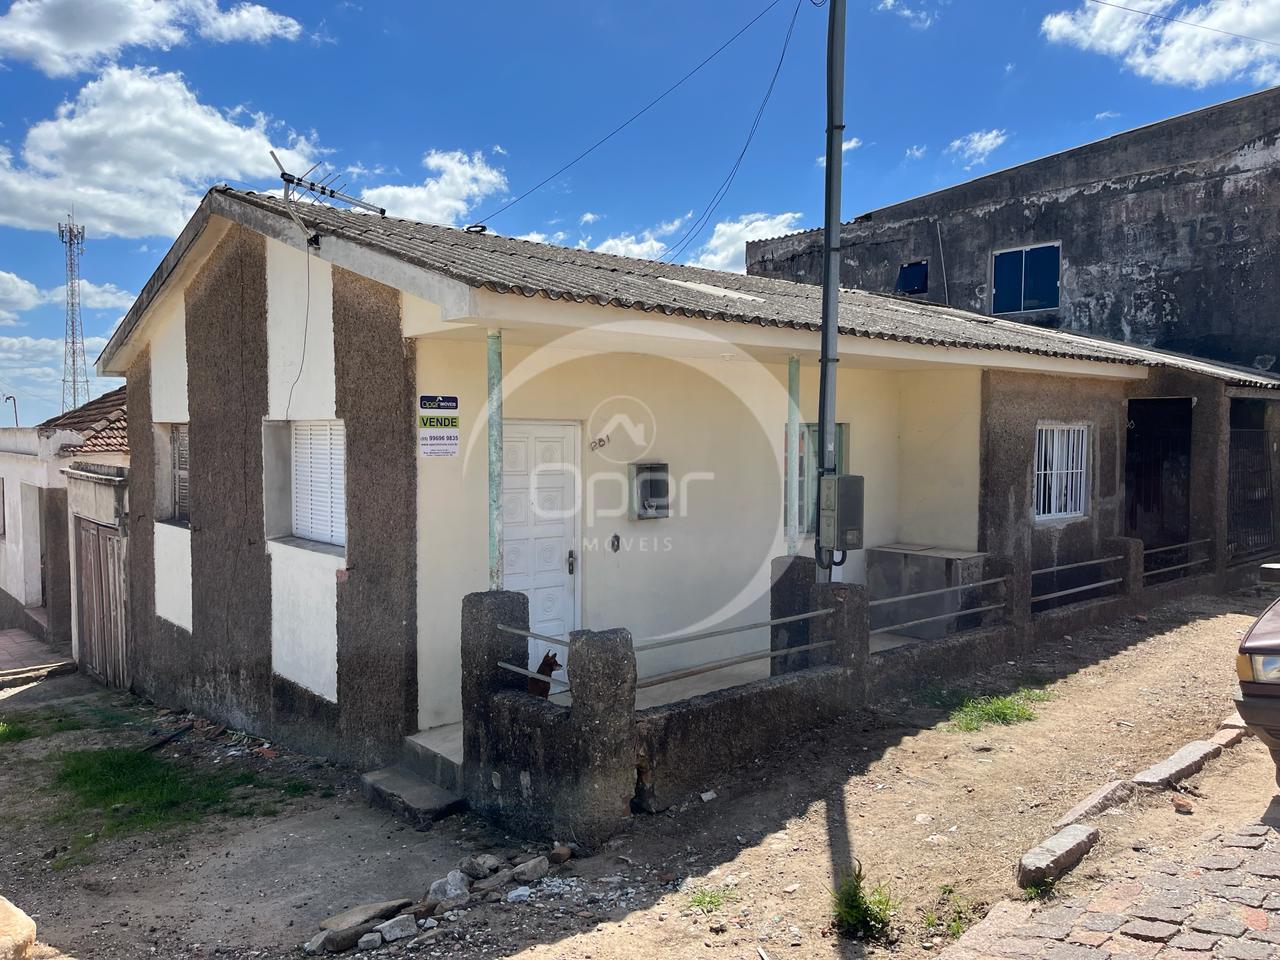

left=172, top=424, right=190, bottom=522
left=291, top=421, right=346, bottom=546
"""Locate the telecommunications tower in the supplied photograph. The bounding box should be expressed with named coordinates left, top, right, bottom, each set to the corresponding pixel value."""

left=58, top=214, right=88, bottom=412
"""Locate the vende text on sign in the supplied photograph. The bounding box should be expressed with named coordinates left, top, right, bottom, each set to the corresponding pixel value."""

left=418, top=394, right=460, bottom=457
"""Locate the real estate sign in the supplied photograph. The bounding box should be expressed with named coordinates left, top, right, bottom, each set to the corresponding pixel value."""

left=419, top=394, right=460, bottom=457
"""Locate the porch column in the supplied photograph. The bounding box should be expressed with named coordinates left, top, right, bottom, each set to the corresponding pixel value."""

left=786, top=354, right=801, bottom=555
left=487, top=329, right=503, bottom=589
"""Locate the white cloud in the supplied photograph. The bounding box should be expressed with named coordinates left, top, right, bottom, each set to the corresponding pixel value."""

left=0, top=270, right=135, bottom=324
left=1005, top=61, right=1016, bottom=73
left=0, top=65, right=318, bottom=238
left=0, top=333, right=120, bottom=423
left=579, top=211, right=599, bottom=225
left=905, top=144, right=927, bottom=160
left=492, top=144, right=508, bottom=156
left=514, top=230, right=568, bottom=245
left=877, top=0, right=938, bottom=29
left=361, top=150, right=506, bottom=225
left=816, top=136, right=863, bottom=166
left=1042, top=0, right=1280, bottom=88
left=1095, top=109, right=1122, bottom=120
left=686, top=211, right=804, bottom=273
left=593, top=213, right=690, bottom=260
left=945, top=128, right=1008, bottom=169
left=0, top=0, right=301, bottom=76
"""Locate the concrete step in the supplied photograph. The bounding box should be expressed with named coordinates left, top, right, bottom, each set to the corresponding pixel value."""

left=402, top=726, right=462, bottom=792
left=359, top=765, right=466, bottom=831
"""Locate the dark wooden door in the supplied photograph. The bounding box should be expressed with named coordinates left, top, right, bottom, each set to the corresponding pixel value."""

left=77, top=517, right=129, bottom=688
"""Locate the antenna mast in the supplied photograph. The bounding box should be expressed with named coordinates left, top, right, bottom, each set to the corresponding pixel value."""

left=58, top=215, right=88, bottom=412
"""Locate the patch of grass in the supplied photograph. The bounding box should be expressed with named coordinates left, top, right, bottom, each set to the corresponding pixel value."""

left=921, top=884, right=980, bottom=940
left=831, top=860, right=895, bottom=941
left=279, top=779, right=313, bottom=798
left=0, top=719, right=33, bottom=743
left=922, top=686, right=970, bottom=711
left=1021, top=880, right=1056, bottom=901
left=948, top=687, right=1051, bottom=732
left=688, top=888, right=737, bottom=914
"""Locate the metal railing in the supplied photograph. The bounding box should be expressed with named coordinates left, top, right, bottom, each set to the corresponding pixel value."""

left=869, top=577, right=1007, bottom=636
left=496, top=624, right=569, bottom=647
left=495, top=659, right=570, bottom=691
left=1031, top=555, right=1125, bottom=608
left=1143, top=538, right=1212, bottom=583
left=495, top=625, right=571, bottom=693
left=634, top=607, right=834, bottom=690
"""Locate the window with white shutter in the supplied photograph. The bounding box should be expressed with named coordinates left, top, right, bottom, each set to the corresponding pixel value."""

left=1034, top=423, right=1089, bottom=520
left=291, top=420, right=346, bottom=547
left=171, top=424, right=190, bottom=524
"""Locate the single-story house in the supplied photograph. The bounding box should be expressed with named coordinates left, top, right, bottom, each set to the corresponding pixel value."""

left=0, top=388, right=128, bottom=654
left=93, top=186, right=1280, bottom=777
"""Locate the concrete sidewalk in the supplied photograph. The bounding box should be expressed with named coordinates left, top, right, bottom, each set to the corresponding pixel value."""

left=0, top=628, right=75, bottom=687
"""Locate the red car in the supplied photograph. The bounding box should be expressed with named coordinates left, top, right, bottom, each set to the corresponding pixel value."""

left=1235, top=595, right=1280, bottom=786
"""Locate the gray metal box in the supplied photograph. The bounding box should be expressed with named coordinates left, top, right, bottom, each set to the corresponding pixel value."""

left=818, top=474, right=864, bottom=551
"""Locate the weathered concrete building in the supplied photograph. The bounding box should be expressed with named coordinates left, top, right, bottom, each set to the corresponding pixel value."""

left=746, top=86, right=1280, bottom=372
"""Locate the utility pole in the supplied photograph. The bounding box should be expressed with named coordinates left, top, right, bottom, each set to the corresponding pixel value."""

left=815, top=0, right=846, bottom=581
left=58, top=214, right=89, bottom=413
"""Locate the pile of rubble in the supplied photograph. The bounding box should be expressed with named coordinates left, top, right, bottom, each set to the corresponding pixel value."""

left=303, top=845, right=574, bottom=954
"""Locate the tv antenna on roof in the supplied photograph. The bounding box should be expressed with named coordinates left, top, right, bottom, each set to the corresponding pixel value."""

left=269, top=151, right=386, bottom=216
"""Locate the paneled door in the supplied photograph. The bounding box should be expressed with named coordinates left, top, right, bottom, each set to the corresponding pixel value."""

left=501, top=421, right=580, bottom=683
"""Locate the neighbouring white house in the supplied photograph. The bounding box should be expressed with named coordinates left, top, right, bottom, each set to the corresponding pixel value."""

left=0, top=387, right=128, bottom=654
left=91, top=186, right=1280, bottom=775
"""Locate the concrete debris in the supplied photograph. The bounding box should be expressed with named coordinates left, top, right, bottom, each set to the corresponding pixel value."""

left=427, top=869, right=471, bottom=902
left=513, top=856, right=549, bottom=883
left=458, top=856, right=491, bottom=880
left=302, top=930, right=328, bottom=956
left=473, top=868, right=515, bottom=893
left=1018, top=824, right=1100, bottom=888
left=1132, top=741, right=1223, bottom=787
left=1053, top=780, right=1135, bottom=830
left=319, top=900, right=412, bottom=931
left=373, top=914, right=417, bottom=942
left=700, top=790, right=717, bottom=802
left=506, top=886, right=532, bottom=903
left=355, top=931, right=382, bottom=950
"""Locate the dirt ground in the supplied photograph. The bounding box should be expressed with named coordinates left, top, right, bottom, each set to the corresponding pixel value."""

left=2, top=589, right=1277, bottom=960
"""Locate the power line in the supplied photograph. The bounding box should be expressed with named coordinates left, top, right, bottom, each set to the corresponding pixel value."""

left=1084, top=0, right=1280, bottom=50
left=661, top=0, right=804, bottom=264
left=469, top=0, right=786, bottom=227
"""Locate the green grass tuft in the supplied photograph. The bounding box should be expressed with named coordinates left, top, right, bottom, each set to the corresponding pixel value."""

left=687, top=888, right=736, bottom=914
left=831, top=860, right=896, bottom=941
left=1021, top=880, right=1057, bottom=901
left=0, top=719, right=33, bottom=744
left=948, top=687, right=1051, bottom=732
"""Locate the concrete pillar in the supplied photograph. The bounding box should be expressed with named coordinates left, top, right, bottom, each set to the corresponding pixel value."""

left=1264, top=401, right=1280, bottom=558
left=460, top=589, right=528, bottom=797
left=786, top=354, right=801, bottom=556
left=1195, top=385, right=1230, bottom=584
left=809, top=581, right=867, bottom=708
left=990, top=549, right=1032, bottom=632
left=770, top=554, right=817, bottom=675
left=566, top=627, right=637, bottom=839
left=1103, top=536, right=1145, bottom=607
left=487, top=329, right=503, bottom=589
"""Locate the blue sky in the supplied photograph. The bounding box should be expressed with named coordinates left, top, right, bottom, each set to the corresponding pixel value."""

left=1, top=0, right=1278, bottom=422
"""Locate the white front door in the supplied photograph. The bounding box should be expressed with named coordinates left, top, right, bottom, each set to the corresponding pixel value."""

left=501, top=421, right=579, bottom=681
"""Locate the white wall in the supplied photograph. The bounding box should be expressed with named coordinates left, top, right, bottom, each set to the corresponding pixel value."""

left=150, top=296, right=189, bottom=423
left=266, top=237, right=335, bottom=422
left=897, top=369, right=982, bottom=549
left=0, top=440, right=72, bottom=607
left=153, top=521, right=192, bottom=631
left=267, top=538, right=340, bottom=701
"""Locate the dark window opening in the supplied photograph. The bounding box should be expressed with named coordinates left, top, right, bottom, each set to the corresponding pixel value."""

left=895, top=260, right=928, bottom=295
left=992, top=244, right=1060, bottom=314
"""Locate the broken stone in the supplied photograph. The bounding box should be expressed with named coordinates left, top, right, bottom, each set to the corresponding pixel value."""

left=1054, top=781, right=1135, bottom=830
left=1212, top=728, right=1247, bottom=749
left=783, top=883, right=800, bottom=895
left=475, top=853, right=504, bottom=873
left=322, top=921, right=382, bottom=953
left=303, top=931, right=329, bottom=956
left=1132, top=741, right=1223, bottom=788
left=418, top=918, right=438, bottom=930
left=1119, top=919, right=1180, bottom=942
left=356, top=931, right=382, bottom=951
left=1129, top=904, right=1189, bottom=924
left=473, top=868, right=515, bottom=894
left=507, top=886, right=531, bottom=903
left=1189, top=916, right=1247, bottom=937
left=700, top=790, right=717, bottom=802
left=1018, top=824, right=1100, bottom=888
left=407, top=899, right=440, bottom=920
left=1221, top=836, right=1266, bottom=849
left=427, top=870, right=471, bottom=902
left=1217, top=940, right=1273, bottom=960
left=1195, top=853, right=1244, bottom=871
left=1169, top=932, right=1220, bottom=951
left=1221, top=710, right=1247, bottom=730
left=319, top=899, right=413, bottom=931
left=1243, top=853, right=1280, bottom=878
left=513, top=856, right=549, bottom=883
left=374, top=914, right=417, bottom=943
left=1172, top=795, right=1195, bottom=815
left=458, top=856, right=491, bottom=880
left=548, top=845, right=572, bottom=865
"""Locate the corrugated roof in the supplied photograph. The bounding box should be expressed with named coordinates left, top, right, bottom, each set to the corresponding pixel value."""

left=101, top=187, right=1280, bottom=389
left=39, top=386, right=128, bottom=456
left=210, top=188, right=1145, bottom=367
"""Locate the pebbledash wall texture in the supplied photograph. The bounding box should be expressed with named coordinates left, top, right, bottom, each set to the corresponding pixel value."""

left=746, top=87, right=1280, bottom=370
left=126, top=226, right=416, bottom=767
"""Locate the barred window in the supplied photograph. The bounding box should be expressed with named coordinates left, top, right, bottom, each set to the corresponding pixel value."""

left=1035, top=423, right=1088, bottom=520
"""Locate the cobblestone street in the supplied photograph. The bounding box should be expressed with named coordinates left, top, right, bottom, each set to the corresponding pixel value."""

left=947, top=818, right=1280, bottom=960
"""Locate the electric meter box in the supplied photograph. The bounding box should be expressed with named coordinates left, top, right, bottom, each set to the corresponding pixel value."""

left=818, top=474, right=864, bottom=551
left=631, top=462, right=670, bottom=520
